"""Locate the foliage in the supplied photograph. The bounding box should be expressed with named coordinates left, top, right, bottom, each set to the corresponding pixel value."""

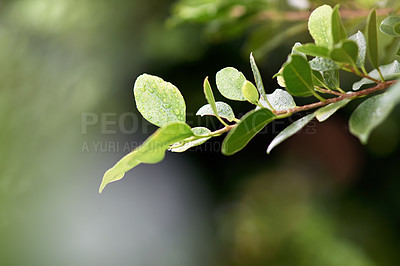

left=100, top=4, right=400, bottom=192
left=167, top=0, right=400, bottom=58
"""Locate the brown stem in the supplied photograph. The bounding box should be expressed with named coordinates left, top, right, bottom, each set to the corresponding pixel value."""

left=274, top=80, right=396, bottom=115
left=347, top=66, right=382, bottom=83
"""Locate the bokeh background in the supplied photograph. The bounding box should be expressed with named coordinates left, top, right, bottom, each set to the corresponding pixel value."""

left=1, top=0, right=400, bottom=265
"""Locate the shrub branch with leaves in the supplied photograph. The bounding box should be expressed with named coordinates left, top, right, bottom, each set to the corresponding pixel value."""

left=99, top=5, right=400, bottom=193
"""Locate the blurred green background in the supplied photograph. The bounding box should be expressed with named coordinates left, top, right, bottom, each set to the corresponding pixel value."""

left=1, top=0, right=400, bottom=265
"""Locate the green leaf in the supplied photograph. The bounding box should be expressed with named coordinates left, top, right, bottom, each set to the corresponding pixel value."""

left=216, top=67, right=246, bottom=101
left=349, top=80, right=400, bottom=144
left=330, top=40, right=358, bottom=65
left=264, top=89, right=296, bottom=111
left=267, top=113, right=315, bottom=154
left=282, top=55, right=315, bottom=97
left=196, top=101, right=235, bottom=122
left=203, top=77, right=226, bottom=125
left=315, top=98, right=352, bottom=122
left=100, top=122, right=193, bottom=193
left=222, top=109, right=275, bottom=155
left=308, top=5, right=334, bottom=48
left=169, top=127, right=211, bottom=153
left=134, top=74, right=186, bottom=127
left=295, top=44, right=330, bottom=58
left=322, top=70, right=340, bottom=90
left=366, top=9, right=380, bottom=70
left=291, top=42, right=307, bottom=58
left=348, top=31, right=367, bottom=67
left=250, top=53, right=267, bottom=99
left=312, top=70, right=327, bottom=88
left=380, top=16, right=400, bottom=37
left=310, top=57, right=340, bottom=71
left=332, top=5, right=347, bottom=43
left=352, top=60, right=400, bottom=90
left=242, top=81, right=259, bottom=104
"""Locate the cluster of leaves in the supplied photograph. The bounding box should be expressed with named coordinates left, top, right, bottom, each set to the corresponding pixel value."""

left=100, top=4, right=400, bottom=193
left=168, top=0, right=400, bottom=58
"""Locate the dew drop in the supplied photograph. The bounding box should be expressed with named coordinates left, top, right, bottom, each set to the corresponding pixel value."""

left=148, top=87, right=154, bottom=93
left=163, top=103, right=171, bottom=108
left=138, top=86, right=146, bottom=92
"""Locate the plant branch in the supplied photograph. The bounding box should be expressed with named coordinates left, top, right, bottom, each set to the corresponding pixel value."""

left=347, top=66, right=382, bottom=83
left=274, top=80, right=396, bottom=115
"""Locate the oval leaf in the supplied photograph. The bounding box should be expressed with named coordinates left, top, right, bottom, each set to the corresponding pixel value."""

left=366, top=9, right=379, bottom=70
left=169, top=127, right=211, bottom=153
left=330, top=40, right=358, bottom=65
left=100, top=122, right=194, bottom=193
left=196, top=101, right=235, bottom=122
left=323, top=70, right=339, bottom=90
left=295, top=44, right=330, bottom=58
left=349, top=80, right=400, bottom=144
left=315, top=98, right=351, bottom=122
left=308, top=5, right=333, bottom=48
left=267, top=113, right=315, bottom=154
left=265, top=89, right=296, bottom=111
left=134, top=74, right=186, bottom=127
left=216, top=67, right=246, bottom=101
left=380, top=16, right=400, bottom=37
left=242, top=81, right=259, bottom=104
left=332, top=5, right=347, bottom=43
left=348, top=31, right=367, bottom=67
left=352, top=60, right=400, bottom=90
left=222, top=109, right=275, bottom=155
left=310, top=57, right=340, bottom=71
left=283, top=55, right=315, bottom=97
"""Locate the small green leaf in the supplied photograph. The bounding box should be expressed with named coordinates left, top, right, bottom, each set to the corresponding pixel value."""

left=169, top=127, right=211, bottom=153
left=100, top=122, right=194, bottom=193
left=250, top=53, right=267, bottom=99
left=310, top=57, right=340, bottom=71
left=291, top=42, right=306, bottom=58
left=216, top=67, right=246, bottom=101
left=366, top=9, right=380, bottom=70
left=283, top=55, right=315, bottom=97
left=267, top=113, right=315, bottom=154
left=353, top=60, right=400, bottom=90
left=242, top=81, right=259, bottom=104
left=275, top=67, right=286, bottom=87
left=332, top=5, right=347, bottom=43
left=380, top=16, right=400, bottom=37
left=308, top=5, right=334, bottom=48
left=330, top=40, right=358, bottom=65
left=322, top=70, right=339, bottom=90
left=348, top=31, right=367, bottom=67
left=203, top=77, right=228, bottom=126
left=264, top=89, right=296, bottom=111
left=134, top=74, right=186, bottom=127
left=315, top=98, right=351, bottom=122
left=312, top=70, right=327, bottom=88
left=222, top=109, right=275, bottom=155
left=196, top=101, right=235, bottom=122
left=349, top=80, right=400, bottom=144
left=295, top=44, right=330, bottom=58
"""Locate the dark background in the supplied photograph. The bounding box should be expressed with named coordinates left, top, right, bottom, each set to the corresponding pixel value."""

left=1, top=0, right=400, bottom=265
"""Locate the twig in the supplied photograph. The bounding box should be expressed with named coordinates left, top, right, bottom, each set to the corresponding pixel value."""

left=274, top=80, right=396, bottom=115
